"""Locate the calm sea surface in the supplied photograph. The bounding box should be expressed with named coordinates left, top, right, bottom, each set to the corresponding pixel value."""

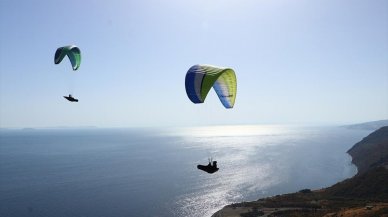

left=0, top=125, right=370, bottom=217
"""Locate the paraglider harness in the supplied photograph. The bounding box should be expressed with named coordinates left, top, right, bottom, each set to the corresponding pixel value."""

left=64, top=94, right=79, bottom=102
left=197, top=158, right=219, bottom=174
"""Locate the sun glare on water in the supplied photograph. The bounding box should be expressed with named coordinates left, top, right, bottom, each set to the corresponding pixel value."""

left=178, top=125, right=290, bottom=138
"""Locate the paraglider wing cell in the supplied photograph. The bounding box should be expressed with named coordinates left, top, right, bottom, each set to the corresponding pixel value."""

left=212, top=69, right=236, bottom=108
left=185, top=65, right=206, bottom=103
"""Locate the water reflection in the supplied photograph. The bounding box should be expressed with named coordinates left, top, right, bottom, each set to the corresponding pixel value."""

left=170, top=125, right=360, bottom=217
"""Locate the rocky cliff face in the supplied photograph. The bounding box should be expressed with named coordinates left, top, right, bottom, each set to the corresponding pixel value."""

left=347, top=126, right=388, bottom=174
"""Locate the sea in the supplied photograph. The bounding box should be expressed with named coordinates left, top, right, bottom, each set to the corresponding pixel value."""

left=0, top=125, right=371, bottom=217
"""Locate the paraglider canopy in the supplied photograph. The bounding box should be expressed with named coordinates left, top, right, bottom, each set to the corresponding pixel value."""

left=54, top=45, right=81, bottom=70
left=185, top=64, right=237, bottom=108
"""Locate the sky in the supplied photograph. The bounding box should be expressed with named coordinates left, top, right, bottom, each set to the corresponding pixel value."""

left=0, top=0, right=387, bottom=128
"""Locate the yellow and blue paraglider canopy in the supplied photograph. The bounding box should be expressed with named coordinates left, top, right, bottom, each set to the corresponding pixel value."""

left=185, top=64, right=237, bottom=108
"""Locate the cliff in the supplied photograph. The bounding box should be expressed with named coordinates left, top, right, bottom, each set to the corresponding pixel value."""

left=212, top=126, right=388, bottom=217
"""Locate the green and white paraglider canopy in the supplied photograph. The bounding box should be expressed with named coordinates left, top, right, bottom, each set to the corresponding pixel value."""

left=54, top=45, right=81, bottom=71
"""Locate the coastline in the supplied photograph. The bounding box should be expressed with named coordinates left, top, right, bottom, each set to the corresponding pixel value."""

left=212, top=126, right=388, bottom=217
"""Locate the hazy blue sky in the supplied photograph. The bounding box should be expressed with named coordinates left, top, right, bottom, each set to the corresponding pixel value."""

left=0, top=0, right=387, bottom=128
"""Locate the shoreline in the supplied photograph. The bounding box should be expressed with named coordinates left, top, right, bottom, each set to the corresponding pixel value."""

left=212, top=126, right=388, bottom=217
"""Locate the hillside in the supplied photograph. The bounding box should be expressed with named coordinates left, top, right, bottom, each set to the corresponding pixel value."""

left=347, top=126, right=388, bottom=174
left=212, top=127, right=388, bottom=217
left=324, top=166, right=388, bottom=202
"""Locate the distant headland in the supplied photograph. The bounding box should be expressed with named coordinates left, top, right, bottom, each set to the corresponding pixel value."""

left=342, top=119, right=388, bottom=131
left=212, top=122, right=388, bottom=217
